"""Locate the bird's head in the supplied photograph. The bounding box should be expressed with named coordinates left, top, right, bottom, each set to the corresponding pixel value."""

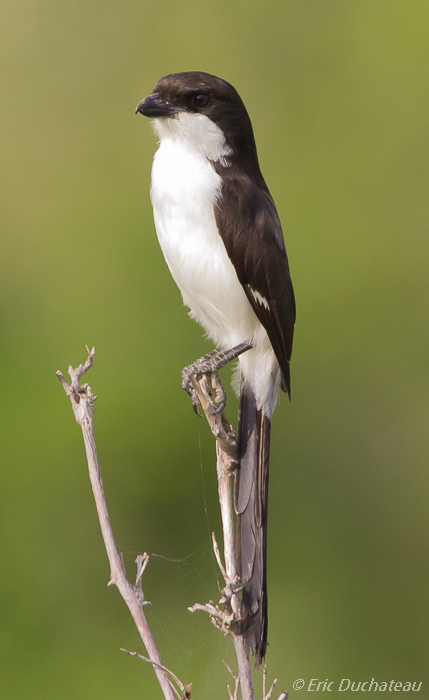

left=135, top=72, right=258, bottom=166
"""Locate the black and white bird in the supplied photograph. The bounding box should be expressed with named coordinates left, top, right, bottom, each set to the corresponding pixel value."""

left=136, top=72, right=295, bottom=665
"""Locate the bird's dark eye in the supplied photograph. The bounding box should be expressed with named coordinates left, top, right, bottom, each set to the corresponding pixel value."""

left=193, top=93, right=211, bottom=109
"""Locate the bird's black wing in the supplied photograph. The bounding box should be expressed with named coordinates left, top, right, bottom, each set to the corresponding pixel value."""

left=213, top=170, right=296, bottom=395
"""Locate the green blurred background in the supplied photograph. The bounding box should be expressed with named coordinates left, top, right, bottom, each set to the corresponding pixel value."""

left=1, top=0, right=428, bottom=697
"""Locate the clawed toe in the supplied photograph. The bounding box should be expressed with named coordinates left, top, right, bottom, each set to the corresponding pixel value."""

left=209, top=372, right=226, bottom=414
left=181, top=364, right=227, bottom=416
left=209, top=399, right=226, bottom=415
left=192, top=402, right=202, bottom=417
left=181, top=365, right=204, bottom=415
left=181, top=343, right=252, bottom=416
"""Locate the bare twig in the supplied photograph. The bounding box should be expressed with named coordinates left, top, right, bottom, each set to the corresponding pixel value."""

left=56, top=347, right=177, bottom=700
left=121, top=649, right=192, bottom=700
left=262, top=665, right=289, bottom=700
left=223, top=660, right=240, bottom=700
left=189, top=373, right=288, bottom=700
left=189, top=373, right=255, bottom=700
left=263, top=666, right=272, bottom=700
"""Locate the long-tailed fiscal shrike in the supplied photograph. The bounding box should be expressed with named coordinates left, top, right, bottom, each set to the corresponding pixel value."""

left=136, top=72, right=295, bottom=665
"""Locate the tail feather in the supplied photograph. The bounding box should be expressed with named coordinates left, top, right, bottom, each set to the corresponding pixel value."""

left=235, top=384, right=271, bottom=667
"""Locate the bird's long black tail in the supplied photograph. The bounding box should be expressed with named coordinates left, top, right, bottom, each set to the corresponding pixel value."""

left=235, top=383, right=271, bottom=667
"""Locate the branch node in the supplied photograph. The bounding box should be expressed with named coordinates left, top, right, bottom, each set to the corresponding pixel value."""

left=135, top=552, right=150, bottom=586
left=223, top=660, right=240, bottom=700
left=121, top=648, right=191, bottom=699
left=263, top=664, right=279, bottom=700
left=131, top=553, right=152, bottom=606
left=56, top=346, right=97, bottom=425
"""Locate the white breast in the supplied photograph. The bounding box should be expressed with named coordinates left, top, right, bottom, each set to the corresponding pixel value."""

left=149, top=112, right=279, bottom=414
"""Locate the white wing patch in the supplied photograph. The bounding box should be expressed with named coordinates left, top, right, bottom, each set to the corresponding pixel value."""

left=249, top=288, right=270, bottom=311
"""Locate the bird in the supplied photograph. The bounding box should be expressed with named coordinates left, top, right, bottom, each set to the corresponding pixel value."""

left=135, top=72, right=295, bottom=666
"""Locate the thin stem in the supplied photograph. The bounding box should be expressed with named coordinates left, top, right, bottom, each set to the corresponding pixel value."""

left=192, top=373, right=255, bottom=700
left=57, top=350, right=177, bottom=700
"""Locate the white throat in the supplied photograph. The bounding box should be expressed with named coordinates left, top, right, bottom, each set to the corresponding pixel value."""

left=152, top=112, right=231, bottom=163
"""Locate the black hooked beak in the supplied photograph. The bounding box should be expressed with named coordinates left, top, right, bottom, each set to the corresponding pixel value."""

left=135, top=93, right=176, bottom=118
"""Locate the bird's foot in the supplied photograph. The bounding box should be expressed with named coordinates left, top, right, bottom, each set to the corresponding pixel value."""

left=181, top=342, right=253, bottom=415
left=181, top=364, right=226, bottom=416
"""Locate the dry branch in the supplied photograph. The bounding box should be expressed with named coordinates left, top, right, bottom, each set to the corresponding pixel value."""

left=56, top=347, right=181, bottom=700
left=188, top=373, right=254, bottom=700
left=189, top=372, right=288, bottom=700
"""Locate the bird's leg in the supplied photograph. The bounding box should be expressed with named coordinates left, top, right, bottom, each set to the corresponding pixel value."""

left=181, top=341, right=253, bottom=415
